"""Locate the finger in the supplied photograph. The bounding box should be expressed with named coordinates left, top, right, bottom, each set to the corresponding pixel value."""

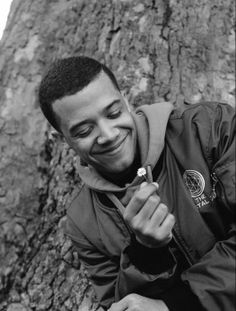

left=124, top=183, right=159, bottom=222
left=139, top=182, right=148, bottom=188
left=133, top=194, right=161, bottom=223
left=149, top=203, right=169, bottom=227
left=158, top=213, right=175, bottom=236
left=152, top=213, right=175, bottom=245
left=140, top=182, right=159, bottom=190
left=108, top=298, right=129, bottom=311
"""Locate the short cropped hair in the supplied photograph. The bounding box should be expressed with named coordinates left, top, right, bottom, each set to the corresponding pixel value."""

left=38, top=56, right=120, bottom=132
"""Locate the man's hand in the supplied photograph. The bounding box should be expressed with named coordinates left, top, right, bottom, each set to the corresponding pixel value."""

left=123, top=182, right=175, bottom=248
left=108, top=294, right=169, bottom=311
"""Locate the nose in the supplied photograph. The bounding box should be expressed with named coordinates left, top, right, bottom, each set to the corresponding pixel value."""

left=97, top=120, right=119, bottom=145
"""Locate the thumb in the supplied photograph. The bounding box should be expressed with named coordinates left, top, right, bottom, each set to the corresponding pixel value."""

left=140, top=182, right=159, bottom=190
left=140, top=182, right=148, bottom=188
left=108, top=297, right=129, bottom=311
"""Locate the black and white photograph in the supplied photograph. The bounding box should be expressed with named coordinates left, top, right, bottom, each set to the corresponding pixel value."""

left=0, top=1, right=235, bottom=310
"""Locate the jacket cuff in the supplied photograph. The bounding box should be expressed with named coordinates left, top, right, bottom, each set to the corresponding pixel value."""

left=125, top=236, right=175, bottom=274
left=161, top=280, right=205, bottom=311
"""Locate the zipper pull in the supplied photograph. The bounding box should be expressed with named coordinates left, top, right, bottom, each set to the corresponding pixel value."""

left=210, top=172, right=218, bottom=201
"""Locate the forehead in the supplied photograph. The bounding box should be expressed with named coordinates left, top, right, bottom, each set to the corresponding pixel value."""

left=53, top=71, right=121, bottom=126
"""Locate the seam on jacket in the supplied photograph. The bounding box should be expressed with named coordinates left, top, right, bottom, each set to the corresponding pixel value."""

left=214, top=160, right=235, bottom=173
left=66, top=214, right=95, bottom=249
left=205, top=105, right=215, bottom=164
left=208, top=103, right=235, bottom=168
left=170, top=101, right=228, bottom=120
left=67, top=182, right=85, bottom=213
left=172, top=102, right=216, bottom=165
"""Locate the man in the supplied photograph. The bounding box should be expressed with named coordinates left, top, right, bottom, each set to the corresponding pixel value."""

left=39, top=56, right=235, bottom=311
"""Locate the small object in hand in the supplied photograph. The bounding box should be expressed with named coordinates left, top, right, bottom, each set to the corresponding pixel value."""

left=137, top=166, right=153, bottom=183
left=137, top=167, right=147, bottom=178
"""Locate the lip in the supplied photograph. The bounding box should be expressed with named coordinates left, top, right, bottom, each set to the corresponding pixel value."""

left=93, top=134, right=128, bottom=155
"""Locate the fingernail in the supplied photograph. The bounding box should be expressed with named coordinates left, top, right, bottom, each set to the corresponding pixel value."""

left=140, top=182, right=148, bottom=188
left=152, top=182, right=159, bottom=190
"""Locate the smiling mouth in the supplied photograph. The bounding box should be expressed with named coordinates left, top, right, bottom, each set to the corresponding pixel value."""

left=93, top=135, right=128, bottom=155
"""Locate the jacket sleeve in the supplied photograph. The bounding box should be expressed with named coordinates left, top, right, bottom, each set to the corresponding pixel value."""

left=181, top=102, right=235, bottom=311
left=66, top=214, right=178, bottom=309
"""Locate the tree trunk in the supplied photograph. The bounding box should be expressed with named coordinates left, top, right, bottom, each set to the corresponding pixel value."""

left=0, top=0, right=234, bottom=310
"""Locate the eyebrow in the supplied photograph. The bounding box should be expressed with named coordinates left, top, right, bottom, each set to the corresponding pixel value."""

left=69, top=99, right=122, bottom=136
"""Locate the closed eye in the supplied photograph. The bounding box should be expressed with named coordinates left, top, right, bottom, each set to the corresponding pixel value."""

left=107, top=109, right=122, bottom=119
left=106, top=101, right=123, bottom=119
left=73, top=125, right=93, bottom=138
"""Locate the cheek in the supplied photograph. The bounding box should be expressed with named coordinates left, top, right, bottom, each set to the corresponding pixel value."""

left=125, top=115, right=136, bottom=140
left=120, top=113, right=135, bottom=129
left=67, top=138, right=92, bottom=158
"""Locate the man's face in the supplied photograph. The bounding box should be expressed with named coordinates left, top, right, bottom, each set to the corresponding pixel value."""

left=52, top=71, right=137, bottom=175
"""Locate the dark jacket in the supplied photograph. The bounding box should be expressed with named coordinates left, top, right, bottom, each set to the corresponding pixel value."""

left=66, top=102, right=235, bottom=310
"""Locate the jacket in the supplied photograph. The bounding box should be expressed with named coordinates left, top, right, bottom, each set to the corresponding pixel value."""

left=65, top=101, right=235, bottom=310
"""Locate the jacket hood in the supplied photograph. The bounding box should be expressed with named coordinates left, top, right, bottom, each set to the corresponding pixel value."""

left=77, top=102, right=173, bottom=193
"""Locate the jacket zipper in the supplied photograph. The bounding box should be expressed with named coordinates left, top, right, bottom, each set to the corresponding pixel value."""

left=172, top=230, right=194, bottom=266
left=171, top=172, right=221, bottom=267
left=210, top=172, right=218, bottom=201
left=116, top=204, right=195, bottom=266
left=211, top=171, right=229, bottom=206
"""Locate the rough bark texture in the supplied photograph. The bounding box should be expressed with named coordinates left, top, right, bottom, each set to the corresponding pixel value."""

left=0, top=0, right=235, bottom=310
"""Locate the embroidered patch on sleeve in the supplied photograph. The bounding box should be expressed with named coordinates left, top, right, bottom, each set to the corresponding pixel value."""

left=183, top=170, right=210, bottom=209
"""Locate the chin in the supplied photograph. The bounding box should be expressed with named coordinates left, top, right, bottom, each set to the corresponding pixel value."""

left=107, top=160, right=133, bottom=174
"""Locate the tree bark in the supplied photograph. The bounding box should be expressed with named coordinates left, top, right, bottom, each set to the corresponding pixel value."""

left=0, top=0, right=234, bottom=310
